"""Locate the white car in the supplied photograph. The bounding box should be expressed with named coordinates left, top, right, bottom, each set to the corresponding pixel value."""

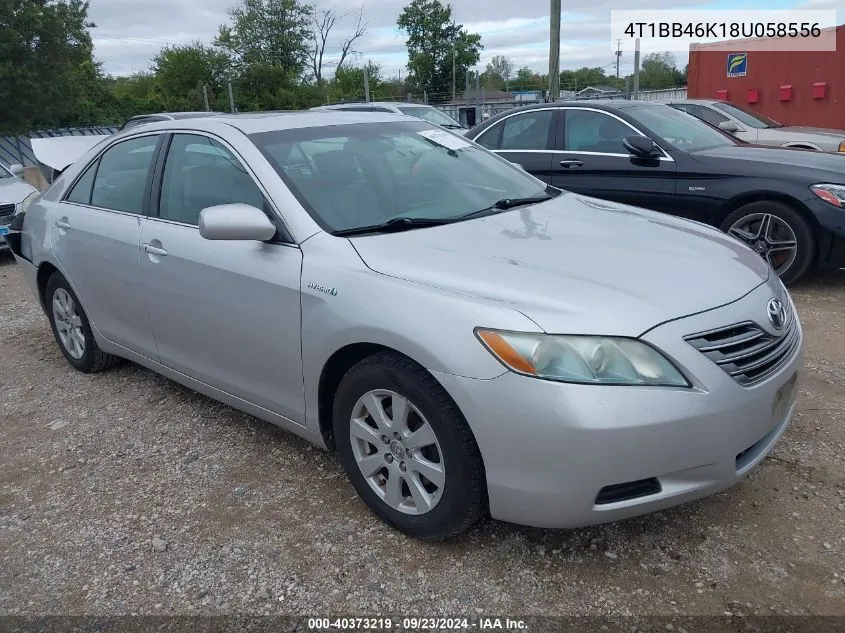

left=0, top=163, right=38, bottom=252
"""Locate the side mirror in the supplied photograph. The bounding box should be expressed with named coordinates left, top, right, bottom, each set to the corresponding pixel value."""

left=511, top=162, right=527, bottom=171
left=622, top=135, right=659, bottom=158
left=198, top=203, right=277, bottom=241
left=718, top=120, right=739, bottom=133
left=9, top=163, right=24, bottom=176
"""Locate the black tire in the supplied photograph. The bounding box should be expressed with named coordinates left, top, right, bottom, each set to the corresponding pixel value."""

left=332, top=351, right=487, bottom=540
left=720, top=200, right=816, bottom=285
left=45, top=272, right=121, bottom=373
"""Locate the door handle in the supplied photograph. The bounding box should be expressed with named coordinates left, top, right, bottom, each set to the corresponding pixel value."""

left=142, top=242, right=168, bottom=256
left=55, top=218, right=71, bottom=230
left=559, top=159, right=584, bottom=168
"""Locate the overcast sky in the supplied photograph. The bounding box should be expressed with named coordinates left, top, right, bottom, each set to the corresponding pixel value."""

left=88, top=0, right=843, bottom=80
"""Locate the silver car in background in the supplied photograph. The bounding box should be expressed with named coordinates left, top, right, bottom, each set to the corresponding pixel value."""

left=0, top=163, right=38, bottom=252
left=311, top=101, right=466, bottom=131
left=9, top=111, right=803, bottom=539
left=669, top=99, right=845, bottom=153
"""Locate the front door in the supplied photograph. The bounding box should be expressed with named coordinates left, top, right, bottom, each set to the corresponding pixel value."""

left=551, top=107, right=678, bottom=214
left=140, top=132, right=305, bottom=423
left=51, top=134, right=161, bottom=358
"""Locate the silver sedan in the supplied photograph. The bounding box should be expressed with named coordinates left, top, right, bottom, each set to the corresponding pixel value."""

left=9, top=111, right=803, bottom=539
left=669, top=99, right=845, bottom=153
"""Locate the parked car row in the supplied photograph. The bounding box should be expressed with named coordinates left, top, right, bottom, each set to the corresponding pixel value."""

left=465, top=100, right=845, bottom=284
left=6, top=109, right=805, bottom=540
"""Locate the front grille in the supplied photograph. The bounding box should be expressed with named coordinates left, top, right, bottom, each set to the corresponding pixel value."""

left=684, top=299, right=799, bottom=386
left=0, top=203, right=15, bottom=218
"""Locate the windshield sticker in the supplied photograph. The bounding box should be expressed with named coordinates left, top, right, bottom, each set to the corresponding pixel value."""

left=417, top=129, right=471, bottom=151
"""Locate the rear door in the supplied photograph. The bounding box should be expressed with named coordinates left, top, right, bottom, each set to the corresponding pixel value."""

left=51, top=133, right=162, bottom=358
left=551, top=107, right=678, bottom=213
left=471, top=108, right=558, bottom=183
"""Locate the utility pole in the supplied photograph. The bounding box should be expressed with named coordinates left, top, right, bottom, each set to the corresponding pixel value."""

left=452, top=48, right=457, bottom=102
left=227, top=81, right=235, bottom=113
left=363, top=65, right=370, bottom=102
left=633, top=37, right=641, bottom=99
left=549, top=0, right=561, bottom=101
left=202, top=84, right=210, bottom=111
left=615, top=39, right=622, bottom=78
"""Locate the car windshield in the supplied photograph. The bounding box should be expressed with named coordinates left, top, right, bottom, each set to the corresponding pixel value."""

left=0, top=165, right=12, bottom=179
left=626, top=105, right=738, bottom=152
left=710, top=102, right=782, bottom=129
left=250, top=120, right=551, bottom=233
left=396, top=106, right=463, bottom=129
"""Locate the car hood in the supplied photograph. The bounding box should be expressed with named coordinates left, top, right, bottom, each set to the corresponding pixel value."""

left=691, top=144, right=845, bottom=172
left=350, top=193, right=770, bottom=336
left=0, top=178, right=37, bottom=204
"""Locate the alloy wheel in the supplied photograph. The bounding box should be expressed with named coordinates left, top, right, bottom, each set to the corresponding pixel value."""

left=52, top=288, right=85, bottom=359
left=728, top=212, right=798, bottom=276
left=349, top=389, right=445, bottom=515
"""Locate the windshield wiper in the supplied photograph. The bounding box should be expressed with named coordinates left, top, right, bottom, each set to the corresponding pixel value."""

left=457, top=195, right=554, bottom=221
left=333, top=216, right=456, bottom=237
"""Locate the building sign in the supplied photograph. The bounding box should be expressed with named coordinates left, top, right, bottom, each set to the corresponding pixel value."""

left=727, top=53, right=748, bottom=77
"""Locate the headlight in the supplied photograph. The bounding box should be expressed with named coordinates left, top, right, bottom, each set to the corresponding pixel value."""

left=475, top=329, right=690, bottom=387
left=810, top=184, right=845, bottom=208
left=838, top=141, right=845, bottom=153
left=16, top=191, right=38, bottom=215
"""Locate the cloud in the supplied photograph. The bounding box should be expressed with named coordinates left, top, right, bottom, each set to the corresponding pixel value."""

left=90, top=0, right=826, bottom=78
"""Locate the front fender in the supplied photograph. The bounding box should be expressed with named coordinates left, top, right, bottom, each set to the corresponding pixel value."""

left=298, top=232, right=540, bottom=430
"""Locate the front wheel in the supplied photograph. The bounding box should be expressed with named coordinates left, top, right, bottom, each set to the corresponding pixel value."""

left=720, top=201, right=816, bottom=285
left=333, top=351, right=487, bottom=540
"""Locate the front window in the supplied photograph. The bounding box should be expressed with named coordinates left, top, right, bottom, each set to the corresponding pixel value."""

left=158, top=134, right=265, bottom=225
left=250, top=121, right=551, bottom=233
left=0, top=165, right=12, bottom=179
left=626, top=105, right=737, bottom=152
left=710, top=102, right=782, bottom=129
left=564, top=110, right=636, bottom=153
left=396, top=106, right=463, bottom=129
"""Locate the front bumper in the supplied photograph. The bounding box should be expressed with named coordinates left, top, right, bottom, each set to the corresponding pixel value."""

left=805, top=196, right=845, bottom=272
left=433, top=281, right=804, bottom=529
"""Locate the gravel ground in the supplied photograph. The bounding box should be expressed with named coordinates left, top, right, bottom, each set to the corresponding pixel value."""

left=1, top=253, right=844, bottom=619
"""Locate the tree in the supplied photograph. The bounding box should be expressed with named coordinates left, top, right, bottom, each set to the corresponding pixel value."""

left=309, top=4, right=367, bottom=85
left=397, top=0, right=482, bottom=102
left=152, top=43, right=232, bottom=111
left=515, top=66, right=534, bottom=86
left=215, top=0, right=313, bottom=78
left=0, top=0, right=99, bottom=133
left=330, top=60, right=387, bottom=100
left=481, top=55, right=513, bottom=90
left=637, top=52, right=683, bottom=90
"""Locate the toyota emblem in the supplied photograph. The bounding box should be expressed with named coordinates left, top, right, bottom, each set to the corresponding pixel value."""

left=767, top=298, right=786, bottom=330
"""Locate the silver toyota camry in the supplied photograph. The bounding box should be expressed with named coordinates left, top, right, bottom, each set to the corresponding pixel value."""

left=9, top=111, right=803, bottom=540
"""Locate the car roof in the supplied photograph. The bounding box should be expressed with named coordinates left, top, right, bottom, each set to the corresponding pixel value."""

left=127, top=112, right=226, bottom=121
left=126, top=110, right=426, bottom=135
left=317, top=102, right=441, bottom=109
left=668, top=99, right=718, bottom=105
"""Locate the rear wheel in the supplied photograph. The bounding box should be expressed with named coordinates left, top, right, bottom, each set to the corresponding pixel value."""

left=333, top=351, right=486, bottom=540
left=720, top=200, right=815, bottom=285
left=45, top=272, right=121, bottom=373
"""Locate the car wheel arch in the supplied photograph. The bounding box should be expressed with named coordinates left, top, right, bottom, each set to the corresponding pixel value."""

left=780, top=142, right=822, bottom=151
left=719, top=191, right=820, bottom=233
left=317, top=342, right=458, bottom=451
left=36, top=262, right=60, bottom=312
